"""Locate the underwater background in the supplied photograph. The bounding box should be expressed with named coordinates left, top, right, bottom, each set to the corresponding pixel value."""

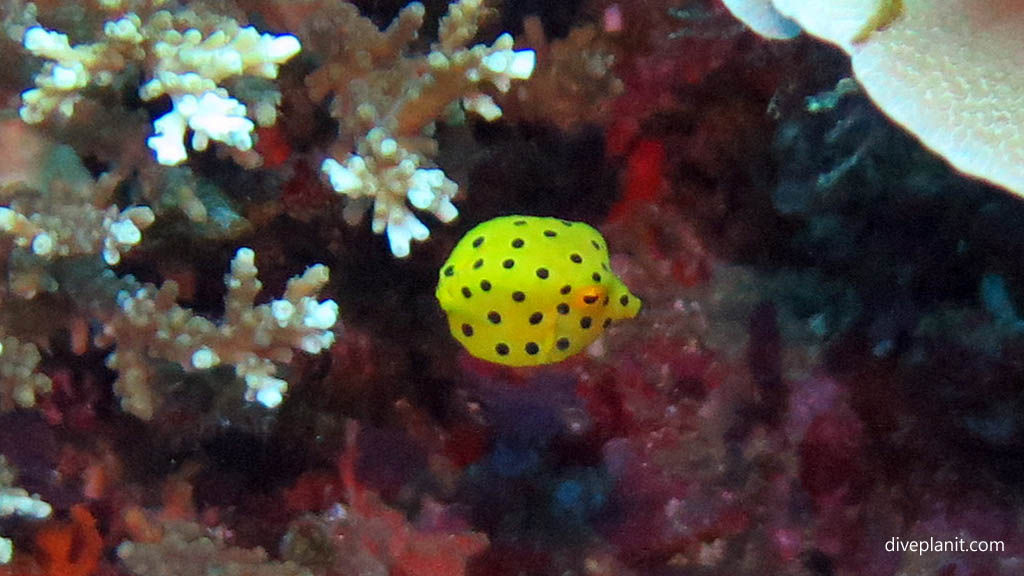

left=2, top=0, right=1024, bottom=575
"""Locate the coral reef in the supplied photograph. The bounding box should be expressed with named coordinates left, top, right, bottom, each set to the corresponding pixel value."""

left=0, top=0, right=1022, bottom=574
left=19, top=1, right=300, bottom=165
left=97, top=246, right=338, bottom=419
left=118, top=519, right=311, bottom=576
left=306, top=0, right=536, bottom=257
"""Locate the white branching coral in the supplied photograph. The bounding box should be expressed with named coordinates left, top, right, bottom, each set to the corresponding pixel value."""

left=308, top=0, right=536, bottom=258
left=0, top=140, right=156, bottom=274
left=322, top=127, right=460, bottom=258
left=19, top=6, right=300, bottom=165
left=1, top=456, right=52, bottom=564
left=0, top=203, right=155, bottom=267
left=0, top=336, right=52, bottom=412
left=96, top=247, right=339, bottom=419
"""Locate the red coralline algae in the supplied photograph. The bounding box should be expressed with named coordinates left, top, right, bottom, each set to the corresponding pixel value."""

left=317, top=423, right=489, bottom=576
left=35, top=506, right=103, bottom=576
left=253, top=125, right=292, bottom=170
left=799, top=406, right=866, bottom=503
left=607, top=138, right=667, bottom=223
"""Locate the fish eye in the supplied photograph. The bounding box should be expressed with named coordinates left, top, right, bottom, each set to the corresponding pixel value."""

left=578, top=286, right=604, bottom=306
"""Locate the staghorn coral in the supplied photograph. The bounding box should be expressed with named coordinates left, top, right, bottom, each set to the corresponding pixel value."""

left=0, top=455, right=52, bottom=564
left=501, top=16, right=623, bottom=131
left=97, top=247, right=338, bottom=419
left=721, top=0, right=1024, bottom=197
left=301, top=0, right=535, bottom=257
left=0, top=119, right=155, bottom=273
left=0, top=99, right=336, bottom=420
left=15, top=0, right=300, bottom=165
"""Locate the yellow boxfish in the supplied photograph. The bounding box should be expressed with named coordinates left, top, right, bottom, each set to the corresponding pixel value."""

left=436, top=215, right=641, bottom=366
